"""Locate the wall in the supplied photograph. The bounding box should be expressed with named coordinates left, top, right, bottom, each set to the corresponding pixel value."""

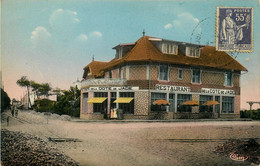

left=202, top=71, right=224, bottom=86
left=233, top=74, right=240, bottom=87
left=134, top=91, right=149, bottom=115
left=129, top=65, right=147, bottom=80
left=112, top=68, right=120, bottom=78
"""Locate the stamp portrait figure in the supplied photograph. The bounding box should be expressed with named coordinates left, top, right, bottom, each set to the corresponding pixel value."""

left=220, top=9, right=246, bottom=45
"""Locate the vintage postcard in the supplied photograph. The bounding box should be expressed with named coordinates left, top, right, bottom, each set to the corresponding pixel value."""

left=1, top=0, right=260, bottom=166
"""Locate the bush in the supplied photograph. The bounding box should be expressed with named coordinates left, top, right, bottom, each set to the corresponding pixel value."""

left=240, top=110, right=260, bottom=120
left=1, top=88, right=11, bottom=112
left=34, top=99, right=55, bottom=112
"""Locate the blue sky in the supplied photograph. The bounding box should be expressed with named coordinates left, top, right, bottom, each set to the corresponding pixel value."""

left=1, top=0, right=259, bottom=109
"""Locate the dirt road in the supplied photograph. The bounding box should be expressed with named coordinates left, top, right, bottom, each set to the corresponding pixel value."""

left=1, top=110, right=260, bottom=166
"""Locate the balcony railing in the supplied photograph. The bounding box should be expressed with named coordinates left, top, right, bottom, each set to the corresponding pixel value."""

left=81, top=78, right=127, bottom=88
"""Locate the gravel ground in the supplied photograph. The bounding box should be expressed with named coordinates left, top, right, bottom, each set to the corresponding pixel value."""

left=1, top=110, right=260, bottom=166
left=1, top=129, right=79, bottom=166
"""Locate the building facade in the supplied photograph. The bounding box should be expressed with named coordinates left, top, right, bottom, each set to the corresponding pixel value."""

left=80, top=36, right=247, bottom=120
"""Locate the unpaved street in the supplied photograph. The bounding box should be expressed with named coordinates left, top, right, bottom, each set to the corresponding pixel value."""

left=1, top=110, right=260, bottom=166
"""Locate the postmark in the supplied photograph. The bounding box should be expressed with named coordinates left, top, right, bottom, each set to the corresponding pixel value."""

left=216, top=7, right=253, bottom=52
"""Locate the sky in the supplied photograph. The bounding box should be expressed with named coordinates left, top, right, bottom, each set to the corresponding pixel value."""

left=1, top=0, right=260, bottom=110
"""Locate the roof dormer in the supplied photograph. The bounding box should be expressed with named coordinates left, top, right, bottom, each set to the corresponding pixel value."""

left=149, top=37, right=178, bottom=55
left=113, top=43, right=135, bottom=59
left=161, top=42, right=178, bottom=55
left=185, top=46, right=201, bottom=58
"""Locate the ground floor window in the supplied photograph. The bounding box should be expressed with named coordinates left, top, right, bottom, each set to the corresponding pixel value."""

left=169, top=93, right=175, bottom=112
left=83, top=93, right=88, bottom=113
left=222, top=96, right=234, bottom=113
left=93, top=92, right=108, bottom=114
left=215, top=96, right=220, bottom=113
left=177, top=94, right=192, bottom=112
left=199, top=95, right=213, bottom=112
left=110, top=92, right=117, bottom=109
left=151, top=93, right=167, bottom=111
left=119, top=92, right=134, bottom=114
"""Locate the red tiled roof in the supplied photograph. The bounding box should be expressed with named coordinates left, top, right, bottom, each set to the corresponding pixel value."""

left=83, top=36, right=247, bottom=78
left=104, top=36, right=247, bottom=71
left=83, top=61, right=108, bottom=77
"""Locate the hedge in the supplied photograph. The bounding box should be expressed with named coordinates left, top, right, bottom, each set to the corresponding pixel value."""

left=240, top=110, right=260, bottom=120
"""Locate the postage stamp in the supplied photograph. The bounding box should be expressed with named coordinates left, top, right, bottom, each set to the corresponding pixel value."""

left=216, top=7, right=253, bottom=52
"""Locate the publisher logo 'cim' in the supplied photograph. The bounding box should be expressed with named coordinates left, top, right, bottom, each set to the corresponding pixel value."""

left=229, top=152, right=249, bottom=162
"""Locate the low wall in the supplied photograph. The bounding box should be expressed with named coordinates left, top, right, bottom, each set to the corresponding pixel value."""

left=173, top=112, right=218, bottom=119
left=80, top=113, right=104, bottom=120
left=148, top=112, right=173, bottom=120
left=123, top=114, right=149, bottom=120
left=220, top=113, right=240, bottom=119
left=80, top=112, right=238, bottom=120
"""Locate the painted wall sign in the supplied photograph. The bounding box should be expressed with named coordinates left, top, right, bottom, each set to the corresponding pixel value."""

left=83, top=86, right=139, bottom=92
left=201, top=88, right=235, bottom=95
left=155, top=84, right=191, bottom=92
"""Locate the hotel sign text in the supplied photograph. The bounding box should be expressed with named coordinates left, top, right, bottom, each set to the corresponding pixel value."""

left=201, top=88, right=235, bottom=95
left=84, top=86, right=139, bottom=92
left=155, top=84, right=191, bottom=92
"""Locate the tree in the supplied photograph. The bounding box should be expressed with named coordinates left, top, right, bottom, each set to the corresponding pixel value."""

left=17, top=76, right=32, bottom=108
left=30, top=81, right=41, bottom=99
left=53, top=86, right=80, bottom=117
left=1, top=88, right=11, bottom=112
left=39, top=83, right=51, bottom=97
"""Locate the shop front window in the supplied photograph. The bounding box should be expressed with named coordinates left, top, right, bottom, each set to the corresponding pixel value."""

left=222, top=96, right=234, bottom=113
left=169, top=93, right=175, bottom=112
left=151, top=93, right=167, bottom=111
left=110, top=92, right=117, bottom=109
left=93, top=92, right=108, bottom=113
left=119, top=92, right=134, bottom=114
left=177, top=94, right=192, bottom=112
left=199, top=95, right=213, bottom=112
left=215, top=96, right=220, bottom=113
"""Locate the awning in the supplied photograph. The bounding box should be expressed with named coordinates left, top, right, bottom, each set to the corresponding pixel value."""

left=203, top=100, right=220, bottom=106
left=88, top=97, right=107, bottom=104
left=153, top=99, right=170, bottom=106
left=182, top=100, right=199, bottom=106
left=113, top=97, right=134, bottom=103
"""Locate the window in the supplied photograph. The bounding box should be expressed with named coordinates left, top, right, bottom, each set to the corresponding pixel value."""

left=178, top=69, right=183, bottom=80
left=119, top=92, right=134, bottom=114
left=199, top=95, right=213, bottom=112
left=93, top=92, right=108, bottom=113
left=120, top=67, right=124, bottom=79
left=186, top=46, right=200, bottom=57
left=110, top=92, right=117, bottom=109
left=222, top=97, right=234, bottom=113
left=192, top=68, right=201, bottom=83
left=109, top=71, right=112, bottom=78
left=169, top=93, right=175, bottom=112
left=215, top=96, right=220, bottom=113
left=151, top=93, right=167, bottom=111
left=117, top=47, right=123, bottom=58
left=159, top=64, right=169, bottom=81
left=162, top=43, right=178, bottom=54
left=177, top=94, right=192, bottom=112
left=225, top=72, right=232, bottom=86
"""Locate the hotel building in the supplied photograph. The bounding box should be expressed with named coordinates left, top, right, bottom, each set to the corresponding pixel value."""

left=80, top=35, right=247, bottom=120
